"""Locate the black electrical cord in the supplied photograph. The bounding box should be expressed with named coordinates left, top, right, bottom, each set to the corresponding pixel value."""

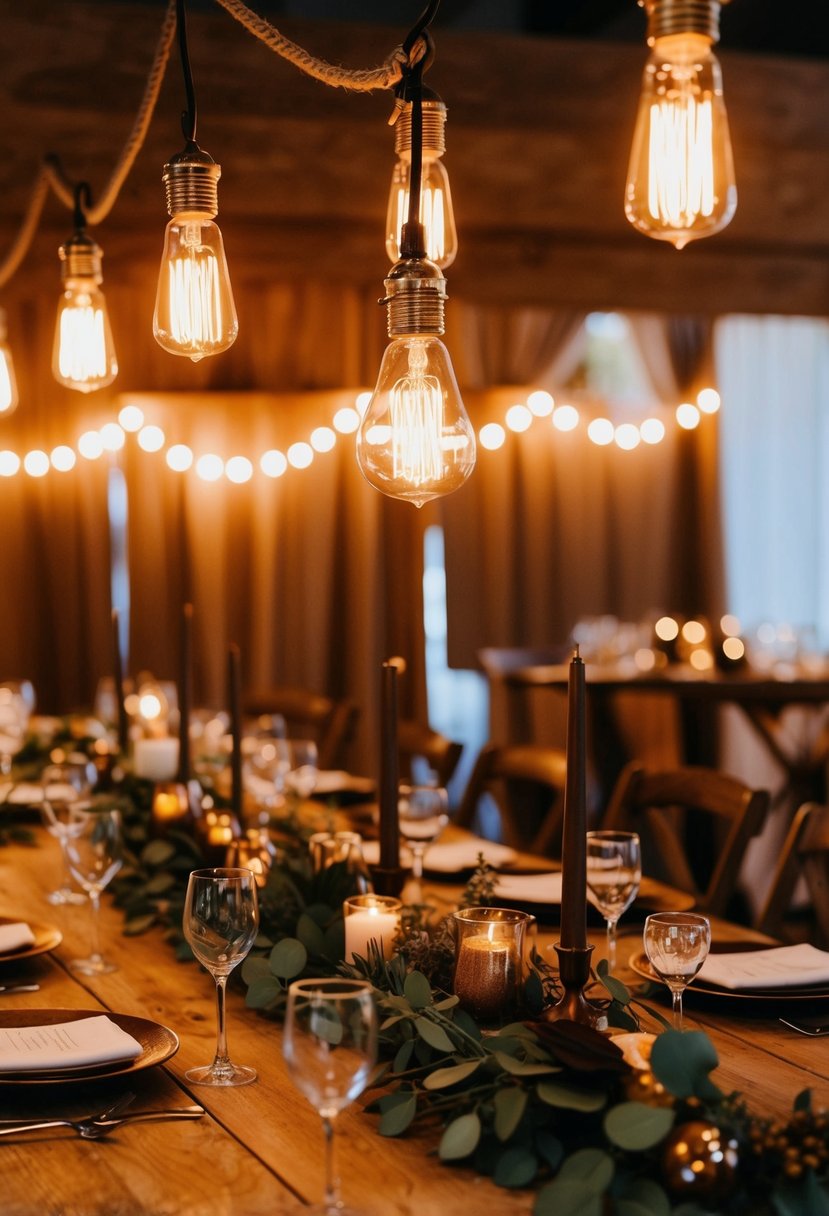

left=177, top=0, right=198, bottom=146
left=399, top=2, right=440, bottom=261
left=72, top=181, right=93, bottom=233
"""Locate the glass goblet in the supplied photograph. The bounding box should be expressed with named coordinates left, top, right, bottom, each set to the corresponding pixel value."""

left=40, top=761, right=92, bottom=906
left=283, top=978, right=378, bottom=1216
left=585, top=830, right=641, bottom=973
left=643, top=911, right=711, bottom=1030
left=65, top=807, right=124, bottom=975
left=398, top=784, right=449, bottom=880
left=182, top=867, right=259, bottom=1086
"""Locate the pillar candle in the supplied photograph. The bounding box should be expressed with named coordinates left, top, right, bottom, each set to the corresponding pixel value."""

left=559, top=646, right=588, bottom=950
left=134, top=737, right=180, bottom=782
left=453, top=934, right=516, bottom=1021
left=343, top=900, right=400, bottom=963
left=112, top=608, right=128, bottom=755
left=378, top=660, right=400, bottom=869
left=178, top=603, right=193, bottom=783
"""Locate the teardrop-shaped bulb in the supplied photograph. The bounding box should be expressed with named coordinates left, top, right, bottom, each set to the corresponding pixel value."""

left=153, top=217, right=238, bottom=361
left=52, top=280, right=118, bottom=393
left=356, top=335, right=476, bottom=507
left=625, top=34, right=737, bottom=249
left=386, top=158, right=458, bottom=269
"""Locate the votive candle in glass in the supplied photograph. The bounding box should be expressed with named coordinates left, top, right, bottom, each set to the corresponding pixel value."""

left=343, top=894, right=401, bottom=963
left=451, top=907, right=535, bottom=1022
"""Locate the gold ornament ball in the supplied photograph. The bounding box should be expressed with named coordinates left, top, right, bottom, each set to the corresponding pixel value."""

left=624, top=1069, right=674, bottom=1108
left=662, top=1120, right=740, bottom=1203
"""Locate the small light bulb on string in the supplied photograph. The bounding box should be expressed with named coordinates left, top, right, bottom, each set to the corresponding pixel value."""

left=0, top=309, right=19, bottom=417
left=386, top=79, right=457, bottom=268
left=625, top=0, right=737, bottom=249
left=357, top=11, right=475, bottom=508
left=153, top=0, right=237, bottom=361
left=52, top=183, right=118, bottom=393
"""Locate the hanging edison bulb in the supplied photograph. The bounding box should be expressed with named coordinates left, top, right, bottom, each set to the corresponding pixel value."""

left=152, top=145, right=237, bottom=361
left=625, top=0, right=737, bottom=249
left=52, top=186, right=118, bottom=393
left=386, top=92, right=457, bottom=269
left=0, top=309, right=19, bottom=417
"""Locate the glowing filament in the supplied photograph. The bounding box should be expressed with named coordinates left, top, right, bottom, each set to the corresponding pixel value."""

left=59, top=303, right=107, bottom=383
left=648, top=95, right=714, bottom=227
left=393, top=183, right=447, bottom=264
left=390, top=369, right=444, bottom=486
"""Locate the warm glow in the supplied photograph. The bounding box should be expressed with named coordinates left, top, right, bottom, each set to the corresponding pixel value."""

left=720, top=613, right=741, bottom=636
left=615, top=423, right=640, bottom=450
left=505, top=404, right=533, bottom=433
left=99, top=422, right=126, bottom=451
left=78, top=431, right=104, bottom=459
left=552, top=405, right=579, bottom=432
left=386, top=157, right=457, bottom=268
left=138, top=692, right=163, bottom=720
left=682, top=619, right=707, bottom=644
left=355, top=392, right=372, bottom=416
left=697, top=387, right=721, bottom=414
left=50, top=445, right=76, bottom=472
left=0, top=450, right=21, bottom=476
left=196, top=453, right=224, bottom=481
left=118, top=404, right=145, bottom=432
left=0, top=343, right=18, bottom=416
left=655, top=615, right=679, bottom=642
left=53, top=285, right=118, bottom=392
left=723, top=636, right=745, bottom=661
left=588, top=418, right=614, bottom=446
left=333, top=407, right=360, bottom=434
left=310, top=426, right=336, bottom=453
left=153, top=219, right=237, bottom=361
left=166, top=444, right=193, bottom=472
left=225, top=455, right=253, bottom=483
left=24, top=450, right=50, bottom=478
left=676, top=402, right=701, bottom=429
left=635, top=647, right=657, bottom=672
left=527, top=390, right=554, bottom=417
left=690, top=648, right=714, bottom=671
left=757, top=622, right=776, bottom=645
left=138, top=425, right=165, bottom=453
left=479, top=423, right=506, bottom=451
left=287, top=442, right=313, bottom=469
left=260, top=449, right=287, bottom=478
left=640, top=417, right=666, bottom=444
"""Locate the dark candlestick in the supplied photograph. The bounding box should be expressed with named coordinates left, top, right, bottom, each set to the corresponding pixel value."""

left=178, top=603, right=193, bottom=783
left=559, top=646, right=587, bottom=950
left=112, top=608, right=128, bottom=755
left=228, top=642, right=243, bottom=823
left=378, top=660, right=400, bottom=870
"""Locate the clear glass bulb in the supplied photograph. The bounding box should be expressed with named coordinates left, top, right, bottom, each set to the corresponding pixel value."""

left=356, top=335, right=476, bottom=508
left=0, top=314, right=19, bottom=417
left=153, top=215, right=238, bottom=361
left=625, top=33, right=737, bottom=249
left=386, top=159, right=457, bottom=269
left=52, top=279, right=118, bottom=393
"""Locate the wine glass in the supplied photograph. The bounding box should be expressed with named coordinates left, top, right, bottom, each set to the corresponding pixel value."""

left=398, top=784, right=449, bottom=879
left=182, top=867, right=259, bottom=1086
left=65, top=807, right=124, bottom=975
left=585, top=830, right=641, bottom=973
left=282, top=739, right=319, bottom=801
left=40, top=761, right=92, bottom=906
left=283, top=978, right=378, bottom=1216
left=0, top=686, right=28, bottom=776
left=643, top=911, right=711, bottom=1030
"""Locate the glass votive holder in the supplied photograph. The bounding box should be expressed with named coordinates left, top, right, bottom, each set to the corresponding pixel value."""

left=451, top=907, right=535, bottom=1023
left=343, top=894, right=401, bottom=964
left=226, top=829, right=278, bottom=887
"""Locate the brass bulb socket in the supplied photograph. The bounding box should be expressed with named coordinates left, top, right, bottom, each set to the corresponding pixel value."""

left=382, top=257, right=447, bottom=337
left=394, top=98, right=447, bottom=160
left=641, top=0, right=724, bottom=44
left=163, top=148, right=221, bottom=219
left=59, top=233, right=103, bottom=283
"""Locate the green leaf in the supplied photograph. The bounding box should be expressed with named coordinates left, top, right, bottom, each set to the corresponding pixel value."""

left=432, top=994, right=460, bottom=1011
left=494, top=1146, right=537, bottom=1189
left=393, top=1040, right=414, bottom=1074
left=596, top=960, right=633, bottom=1006
left=246, top=975, right=283, bottom=1009
left=241, top=956, right=272, bottom=985
left=651, top=1030, right=718, bottom=1099
left=794, top=1088, right=812, bottom=1112
left=616, top=1177, right=672, bottom=1216
left=557, top=1148, right=614, bottom=1192
left=494, top=1086, right=528, bottom=1140
left=269, top=937, right=307, bottom=980
left=604, top=1101, right=675, bottom=1151
left=378, top=1090, right=418, bottom=1137
left=304, top=902, right=336, bottom=928
left=452, top=1008, right=482, bottom=1040
left=772, top=1172, right=829, bottom=1216
left=123, top=912, right=157, bottom=936
left=438, top=1112, right=481, bottom=1161
left=534, top=1180, right=603, bottom=1216
left=534, top=1130, right=564, bottom=1172
left=140, top=838, right=176, bottom=867
left=404, top=971, right=433, bottom=1010
left=144, top=871, right=177, bottom=896
left=296, top=912, right=326, bottom=956
left=414, top=1016, right=455, bottom=1054
left=495, top=1052, right=560, bottom=1077
left=323, top=919, right=345, bottom=961
left=537, top=1081, right=606, bottom=1113
left=423, top=1059, right=482, bottom=1090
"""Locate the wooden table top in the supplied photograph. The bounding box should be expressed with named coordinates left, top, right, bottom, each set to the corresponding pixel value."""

left=0, top=826, right=827, bottom=1216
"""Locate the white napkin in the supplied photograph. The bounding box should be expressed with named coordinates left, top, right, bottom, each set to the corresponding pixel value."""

left=496, top=872, right=563, bottom=904
left=0, top=922, right=36, bottom=953
left=313, top=771, right=375, bottom=797
left=699, top=943, right=829, bottom=991
left=361, top=838, right=516, bottom=872
left=0, top=783, right=44, bottom=806
left=0, top=1015, right=143, bottom=1072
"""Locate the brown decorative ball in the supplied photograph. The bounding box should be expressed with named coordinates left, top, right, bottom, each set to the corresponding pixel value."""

left=662, top=1120, right=740, bottom=1203
left=624, top=1069, right=674, bottom=1108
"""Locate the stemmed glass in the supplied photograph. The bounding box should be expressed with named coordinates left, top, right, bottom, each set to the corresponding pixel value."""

left=585, top=830, right=641, bottom=973
left=282, top=739, right=319, bottom=801
left=283, top=978, right=378, bottom=1216
left=643, top=911, right=711, bottom=1030
left=65, top=807, right=124, bottom=975
left=182, top=867, right=259, bottom=1086
left=0, top=686, right=29, bottom=777
left=398, top=784, right=449, bottom=880
left=40, top=761, right=92, bottom=906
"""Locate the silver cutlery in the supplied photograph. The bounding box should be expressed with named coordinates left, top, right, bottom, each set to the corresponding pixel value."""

left=0, top=984, right=40, bottom=994
left=0, top=1104, right=204, bottom=1139
left=0, top=1092, right=135, bottom=1135
left=779, top=1017, right=829, bottom=1037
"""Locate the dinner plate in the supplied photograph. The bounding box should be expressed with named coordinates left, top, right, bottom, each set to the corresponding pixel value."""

left=0, top=916, right=62, bottom=963
left=627, top=950, right=829, bottom=1004
left=0, top=1009, right=179, bottom=1084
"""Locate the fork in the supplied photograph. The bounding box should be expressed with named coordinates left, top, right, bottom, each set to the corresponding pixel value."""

left=0, top=1104, right=204, bottom=1139
left=0, top=1091, right=136, bottom=1136
left=778, top=1016, right=829, bottom=1037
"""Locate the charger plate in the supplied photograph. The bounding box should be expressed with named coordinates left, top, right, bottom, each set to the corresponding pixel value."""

left=0, top=916, right=62, bottom=963
left=628, top=950, right=829, bottom=1004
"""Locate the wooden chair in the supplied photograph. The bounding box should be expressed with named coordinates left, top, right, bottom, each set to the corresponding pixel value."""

left=242, top=686, right=359, bottom=770
left=454, top=742, right=568, bottom=855
left=602, top=762, right=770, bottom=919
left=756, top=802, right=829, bottom=945
left=397, top=719, right=464, bottom=789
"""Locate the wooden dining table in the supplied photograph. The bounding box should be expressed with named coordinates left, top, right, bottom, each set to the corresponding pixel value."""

left=1, top=821, right=828, bottom=1216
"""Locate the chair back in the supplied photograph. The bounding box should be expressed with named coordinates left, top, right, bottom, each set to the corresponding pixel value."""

left=243, top=686, right=359, bottom=770
left=455, top=742, right=568, bottom=855
left=757, top=802, right=829, bottom=944
left=397, top=719, right=463, bottom=789
left=603, top=763, right=770, bottom=918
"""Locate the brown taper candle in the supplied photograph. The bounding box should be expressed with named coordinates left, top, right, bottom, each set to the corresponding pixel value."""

left=178, top=603, right=193, bottom=783
left=558, top=646, right=587, bottom=950
left=228, top=642, right=243, bottom=823
left=378, top=660, right=400, bottom=869
left=112, top=608, right=128, bottom=755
